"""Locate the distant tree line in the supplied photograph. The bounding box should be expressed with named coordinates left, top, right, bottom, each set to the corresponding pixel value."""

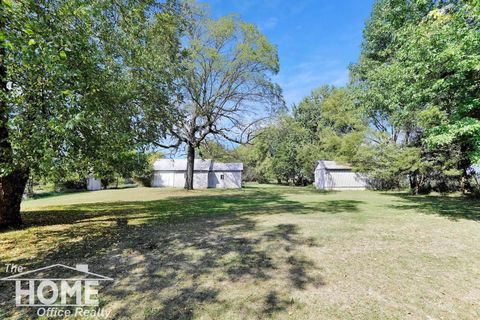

left=350, top=0, right=480, bottom=194
left=202, top=85, right=365, bottom=186
left=213, top=0, right=480, bottom=195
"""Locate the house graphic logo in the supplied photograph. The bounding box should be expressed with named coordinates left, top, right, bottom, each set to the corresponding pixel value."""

left=0, top=264, right=113, bottom=308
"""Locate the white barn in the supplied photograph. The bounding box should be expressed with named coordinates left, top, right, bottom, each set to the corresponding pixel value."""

left=152, top=159, right=243, bottom=189
left=314, top=160, right=367, bottom=190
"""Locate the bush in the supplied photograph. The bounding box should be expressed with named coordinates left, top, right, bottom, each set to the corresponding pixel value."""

left=134, top=175, right=153, bottom=187
left=132, top=152, right=162, bottom=187
left=56, top=179, right=87, bottom=191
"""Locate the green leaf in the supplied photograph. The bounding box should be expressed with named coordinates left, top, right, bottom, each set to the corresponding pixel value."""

left=28, top=39, right=36, bottom=46
left=59, top=50, right=67, bottom=59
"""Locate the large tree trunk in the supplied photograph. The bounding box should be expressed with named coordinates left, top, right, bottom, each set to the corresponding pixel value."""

left=185, top=143, right=195, bottom=190
left=0, top=169, right=29, bottom=228
left=0, top=15, right=28, bottom=228
left=409, top=172, right=419, bottom=195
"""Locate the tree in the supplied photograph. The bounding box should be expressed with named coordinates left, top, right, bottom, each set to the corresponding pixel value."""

left=399, top=3, right=480, bottom=191
left=0, top=0, right=182, bottom=228
left=198, top=140, right=238, bottom=163
left=153, top=6, right=283, bottom=189
left=294, top=86, right=365, bottom=162
left=247, top=116, right=318, bottom=185
left=348, top=0, right=433, bottom=192
left=243, top=85, right=364, bottom=186
left=268, top=117, right=310, bottom=184
left=293, top=85, right=334, bottom=141
left=132, top=151, right=165, bottom=187
left=350, top=0, right=479, bottom=193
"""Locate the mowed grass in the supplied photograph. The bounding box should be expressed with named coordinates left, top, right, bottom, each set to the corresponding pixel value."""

left=1, top=184, right=480, bottom=319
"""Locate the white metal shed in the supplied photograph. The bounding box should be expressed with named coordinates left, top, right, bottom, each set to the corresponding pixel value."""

left=152, top=159, right=243, bottom=189
left=314, top=160, right=366, bottom=190
left=87, top=174, right=102, bottom=191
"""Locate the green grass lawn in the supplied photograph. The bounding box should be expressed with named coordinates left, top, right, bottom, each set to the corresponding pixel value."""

left=1, top=184, right=480, bottom=319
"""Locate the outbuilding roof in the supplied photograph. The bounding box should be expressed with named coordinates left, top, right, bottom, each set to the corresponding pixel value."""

left=315, top=160, right=352, bottom=170
left=212, top=162, right=243, bottom=171
left=152, top=159, right=212, bottom=171
left=152, top=159, right=243, bottom=172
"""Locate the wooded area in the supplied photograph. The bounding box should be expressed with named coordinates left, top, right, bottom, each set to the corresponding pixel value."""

left=209, top=0, right=480, bottom=195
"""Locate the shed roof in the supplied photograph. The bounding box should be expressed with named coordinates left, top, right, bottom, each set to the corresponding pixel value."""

left=315, top=160, right=352, bottom=170
left=212, top=162, right=243, bottom=171
left=153, top=159, right=212, bottom=171
left=152, top=159, right=243, bottom=172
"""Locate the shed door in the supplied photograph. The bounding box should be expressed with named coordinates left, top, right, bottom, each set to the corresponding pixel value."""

left=208, top=172, right=216, bottom=188
left=212, top=172, right=224, bottom=188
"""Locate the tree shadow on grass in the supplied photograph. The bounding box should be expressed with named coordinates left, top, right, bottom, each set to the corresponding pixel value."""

left=17, top=191, right=303, bottom=229
left=0, top=189, right=357, bottom=319
left=310, top=200, right=364, bottom=214
left=385, top=193, right=480, bottom=221
left=263, top=224, right=325, bottom=290
left=244, top=184, right=339, bottom=195
left=262, top=290, right=294, bottom=316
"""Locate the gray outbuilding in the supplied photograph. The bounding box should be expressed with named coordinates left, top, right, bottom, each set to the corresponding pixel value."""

left=87, top=174, right=102, bottom=191
left=152, top=159, right=243, bottom=189
left=314, top=160, right=367, bottom=190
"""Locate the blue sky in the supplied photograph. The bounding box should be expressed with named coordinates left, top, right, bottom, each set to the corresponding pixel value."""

left=207, top=0, right=375, bottom=107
